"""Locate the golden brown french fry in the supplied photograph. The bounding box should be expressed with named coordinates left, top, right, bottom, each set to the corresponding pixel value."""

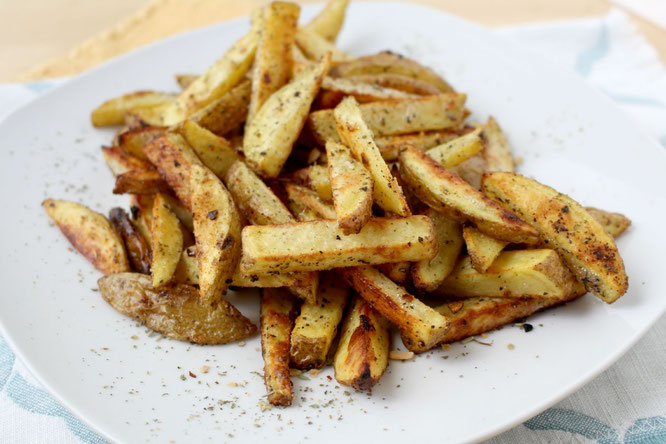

left=426, top=127, right=484, bottom=168
left=99, top=273, right=256, bottom=344
left=399, top=145, right=539, bottom=244
left=91, top=91, right=175, bottom=127
left=482, top=116, right=514, bottom=173
left=129, top=194, right=155, bottom=244
left=102, top=145, right=154, bottom=177
left=284, top=183, right=336, bottom=220
left=175, top=74, right=199, bottom=90
left=375, top=129, right=464, bottom=162
left=190, top=164, right=241, bottom=303
left=333, top=295, right=390, bottom=390
left=115, top=126, right=165, bottom=160
left=109, top=207, right=152, bottom=274
left=243, top=53, right=330, bottom=178
left=295, top=28, right=353, bottom=63
left=329, top=51, right=454, bottom=92
left=241, top=216, right=437, bottom=274
left=318, top=76, right=416, bottom=108
left=43, top=199, right=130, bottom=275
left=482, top=172, right=628, bottom=303
left=376, top=262, right=411, bottom=285
left=347, top=73, right=441, bottom=95
left=261, top=288, right=297, bottom=406
left=291, top=164, right=332, bottom=200
left=113, top=169, right=170, bottom=195
left=586, top=207, right=631, bottom=238
left=290, top=272, right=348, bottom=369
left=151, top=193, right=183, bottom=287
left=450, top=153, right=486, bottom=189
left=325, top=140, right=373, bottom=233
left=179, top=120, right=241, bottom=179
left=462, top=225, right=508, bottom=273
left=412, top=209, right=463, bottom=292
left=187, top=80, right=251, bottom=136
left=303, top=0, right=349, bottom=42
left=339, top=266, right=450, bottom=353
left=334, top=96, right=411, bottom=216
left=159, top=194, right=193, bottom=232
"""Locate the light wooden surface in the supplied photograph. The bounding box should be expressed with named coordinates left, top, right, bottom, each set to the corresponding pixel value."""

left=2, top=0, right=665, bottom=82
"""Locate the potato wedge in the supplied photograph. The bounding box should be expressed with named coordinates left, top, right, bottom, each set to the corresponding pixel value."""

left=333, top=97, right=411, bottom=216
left=151, top=193, right=183, bottom=287
left=339, top=266, right=450, bottom=353
left=482, top=172, right=628, bottom=303
left=129, top=194, right=154, bottom=244
left=295, top=28, right=353, bottom=63
left=244, top=53, right=330, bottom=178
left=241, top=216, right=437, bottom=273
left=179, top=120, right=241, bottom=179
left=291, top=164, right=332, bottom=200
left=187, top=80, right=251, bottom=136
left=325, top=140, right=373, bottom=233
left=284, top=183, right=336, bottom=220
left=375, top=129, right=462, bottom=162
left=586, top=207, right=631, bottom=238
left=482, top=116, right=514, bottom=173
left=329, top=51, right=454, bottom=93
left=109, top=208, right=152, bottom=274
left=115, top=126, right=166, bottom=160
left=303, top=0, right=349, bottom=42
left=91, top=91, right=175, bottom=127
left=412, top=209, right=463, bottom=292
left=399, top=145, right=539, bottom=244
left=159, top=193, right=193, bottom=232
left=260, top=288, right=297, bottom=406
left=43, top=199, right=130, bottom=275
left=462, top=225, right=508, bottom=273
left=376, top=262, right=410, bottom=285
left=333, top=295, right=390, bottom=390
left=285, top=194, right=320, bottom=221
left=190, top=164, right=241, bottom=303
left=246, top=2, right=300, bottom=126
left=426, top=127, right=484, bottom=168
left=450, top=153, right=486, bottom=189
left=439, top=249, right=585, bottom=300
left=348, top=73, right=440, bottom=95
left=113, top=169, right=170, bottom=195
left=98, top=273, right=256, bottom=344
left=290, top=272, right=348, bottom=369
left=175, top=74, right=198, bottom=90
left=102, top=145, right=154, bottom=177
left=318, top=76, right=416, bottom=108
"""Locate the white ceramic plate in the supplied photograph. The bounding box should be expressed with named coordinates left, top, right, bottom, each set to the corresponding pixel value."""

left=1, top=3, right=665, bottom=443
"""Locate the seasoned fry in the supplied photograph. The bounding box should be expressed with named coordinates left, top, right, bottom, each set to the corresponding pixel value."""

left=426, top=127, right=484, bottom=168
left=247, top=2, right=300, bottom=126
left=290, top=273, right=348, bottom=369
left=129, top=194, right=154, bottom=243
left=190, top=164, right=241, bottom=303
left=329, top=51, right=454, bottom=92
left=412, top=209, right=463, bottom=292
left=586, top=207, right=631, bottom=238
left=482, top=116, right=514, bottom=173
left=91, top=91, right=175, bottom=127
left=284, top=183, right=336, bottom=220
left=241, top=216, right=437, bottom=273
left=295, top=28, right=353, bottom=63
left=334, top=97, right=411, bottom=216
left=151, top=193, right=183, bottom=287
left=261, top=288, right=297, bottom=406
left=333, top=295, right=390, bottom=390
left=482, top=172, right=628, bottom=303
left=375, top=129, right=463, bottom=162
left=99, top=273, right=256, bottom=344
left=399, top=145, right=539, bottom=244
left=376, top=262, right=410, bottom=285
left=462, top=225, right=507, bottom=273
left=450, top=153, right=486, bottom=189
left=115, top=126, right=165, bottom=160
left=43, top=199, right=130, bottom=275
left=244, top=54, right=330, bottom=178
left=292, top=164, right=332, bottom=200
left=303, top=0, right=349, bottom=42
left=179, top=120, right=241, bottom=179
left=187, top=80, right=251, bottom=136
left=109, top=207, right=152, bottom=274
left=159, top=193, right=193, bottom=232
left=113, top=169, right=170, bottom=195
left=318, top=76, right=416, bottom=108
left=325, top=140, right=373, bottom=233
left=340, top=266, right=450, bottom=353
left=348, top=73, right=440, bottom=95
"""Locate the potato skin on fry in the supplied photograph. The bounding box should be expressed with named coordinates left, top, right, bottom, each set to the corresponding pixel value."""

left=98, top=273, right=256, bottom=344
left=333, top=296, right=390, bottom=391
left=43, top=199, right=130, bottom=275
left=109, top=207, right=152, bottom=274
left=586, top=207, right=631, bottom=238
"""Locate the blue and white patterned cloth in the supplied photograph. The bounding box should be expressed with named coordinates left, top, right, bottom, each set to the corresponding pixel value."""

left=0, top=9, right=664, bottom=443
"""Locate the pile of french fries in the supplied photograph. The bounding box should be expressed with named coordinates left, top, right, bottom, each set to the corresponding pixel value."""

left=44, top=0, right=632, bottom=406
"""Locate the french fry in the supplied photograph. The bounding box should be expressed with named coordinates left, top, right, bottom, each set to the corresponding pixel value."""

left=175, top=74, right=198, bottom=89
left=325, top=140, right=373, bottom=233
left=482, top=116, right=514, bottom=173
left=318, top=76, right=416, bottom=108
left=586, top=207, right=631, bottom=238
left=187, top=80, right=251, bottom=136
left=482, top=172, right=628, bottom=303
left=113, top=169, right=170, bottom=195
left=115, top=126, right=166, bottom=160
left=295, top=27, right=353, bottom=63
left=439, top=249, right=585, bottom=300
left=399, top=145, right=539, bottom=244
left=348, top=73, right=440, bottom=95
left=179, top=120, right=241, bottom=179
left=246, top=2, right=300, bottom=126
left=450, top=153, right=486, bottom=189
left=376, top=262, right=410, bottom=285
left=333, top=295, right=390, bottom=390
left=241, top=216, right=437, bottom=273
left=411, top=209, right=463, bottom=292
left=284, top=183, right=336, bottom=220
left=190, top=164, right=241, bottom=303
left=129, top=194, right=155, bottom=244
left=339, top=266, right=450, bottom=353
left=291, top=164, right=332, bottom=200
left=303, top=0, right=349, bottom=42
left=462, top=225, right=508, bottom=273
left=99, top=273, right=256, bottom=344
left=244, top=53, right=330, bottom=178
left=91, top=91, right=175, bottom=127
left=333, top=96, right=411, bottom=216
left=151, top=193, right=183, bottom=287
left=426, top=127, right=484, bottom=168
left=260, top=288, right=297, bottom=406
left=109, top=207, right=152, bottom=274
left=159, top=194, right=193, bottom=232
left=329, top=51, right=454, bottom=93
left=43, top=199, right=130, bottom=275
left=290, top=272, right=348, bottom=369
left=375, top=129, right=463, bottom=162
